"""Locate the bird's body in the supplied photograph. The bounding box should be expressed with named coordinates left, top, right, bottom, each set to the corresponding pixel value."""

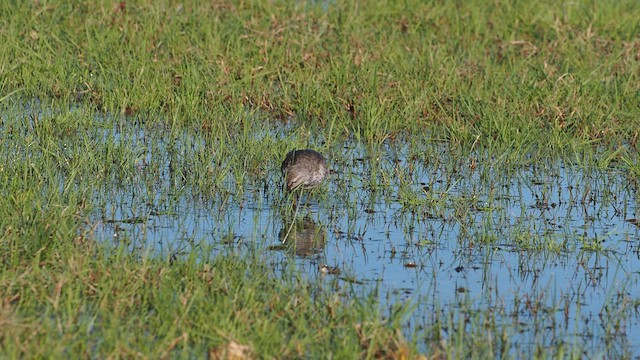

left=281, top=149, right=327, bottom=192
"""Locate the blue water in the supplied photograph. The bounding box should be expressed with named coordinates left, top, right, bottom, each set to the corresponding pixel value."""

left=95, top=140, right=640, bottom=357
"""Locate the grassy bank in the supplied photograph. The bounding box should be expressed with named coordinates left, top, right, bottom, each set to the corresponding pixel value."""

left=1, top=0, right=638, bottom=151
left=0, top=234, right=419, bottom=358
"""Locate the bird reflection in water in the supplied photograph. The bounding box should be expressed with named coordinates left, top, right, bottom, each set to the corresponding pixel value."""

left=277, top=217, right=326, bottom=258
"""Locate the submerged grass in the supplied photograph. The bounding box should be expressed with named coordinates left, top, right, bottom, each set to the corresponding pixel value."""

left=0, top=102, right=429, bottom=357
left=1, top=0, right=639, bottom=358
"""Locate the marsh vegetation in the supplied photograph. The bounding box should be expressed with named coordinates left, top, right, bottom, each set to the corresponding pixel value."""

left=1, top=0, right=639, bottom=358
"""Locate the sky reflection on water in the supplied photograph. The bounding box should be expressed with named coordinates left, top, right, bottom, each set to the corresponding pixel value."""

left=95, top=142, right=640, bottom=356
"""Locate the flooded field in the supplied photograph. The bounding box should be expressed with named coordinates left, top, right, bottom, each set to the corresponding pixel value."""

left=94, top=126, right=640, bottom=357
left=3, top=0, right=639, bottom=356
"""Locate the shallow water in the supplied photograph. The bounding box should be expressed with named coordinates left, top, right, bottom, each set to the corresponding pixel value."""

left=93, top=130, right=640, bottom=357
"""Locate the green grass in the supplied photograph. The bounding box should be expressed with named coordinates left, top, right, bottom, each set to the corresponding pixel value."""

left=1, top=0, right=639, bottom=358
left=1, top=0, right=638, bottom=153
left=0, top=237, right=420, bottom=358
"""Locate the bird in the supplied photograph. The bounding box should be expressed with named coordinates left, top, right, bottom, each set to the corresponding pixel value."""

left=281, top=149, right=327, bottom=192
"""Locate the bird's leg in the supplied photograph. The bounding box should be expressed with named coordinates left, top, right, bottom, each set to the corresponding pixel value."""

left=281, top=188, right=303, bottom=244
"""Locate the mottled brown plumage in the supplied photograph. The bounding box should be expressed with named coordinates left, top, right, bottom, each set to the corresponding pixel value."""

left=281, top=149, right=327, bottom=192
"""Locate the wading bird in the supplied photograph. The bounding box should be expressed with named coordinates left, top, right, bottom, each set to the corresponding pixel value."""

left=281, top=149, right=327, bottom=192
